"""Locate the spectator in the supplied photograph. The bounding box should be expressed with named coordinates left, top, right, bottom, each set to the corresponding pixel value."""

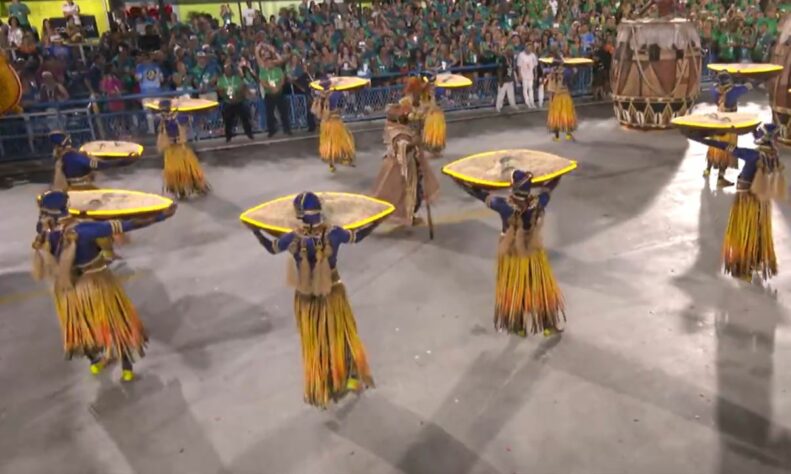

left=496, top=48, right=518, bottom=113
left=242, top=1, right=260, bottom=27
left=100, top=65, right=124, bottom=113
left=39, top=70, right=70, bottom=102
left=62, top=0, right=81, bottom=26
left=258, top=57, right=291, bottom=137
left=218, top=62, right=254, bottom=142
left=192, top=51, right=219, bottom=99
left=135, top=52, right=164, bottom=94
left=517, top=43, right=538, bottom=108
left=7, top=16, right=24, bottom=47
left=65, top=16, right=83, bottom=43
left=8, top=0, right=31, bottom=32
left=41, top=19, right=62, bottom=47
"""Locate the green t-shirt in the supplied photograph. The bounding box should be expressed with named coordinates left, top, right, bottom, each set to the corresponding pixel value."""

left=218, top=74, right=244, bottom=102
left=8, top=3, right=31, bottom=26
left=259, top=66, right=285, bottom=94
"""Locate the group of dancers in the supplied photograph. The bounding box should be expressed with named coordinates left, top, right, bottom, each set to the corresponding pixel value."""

left=32, top=61, right=786, bottom=411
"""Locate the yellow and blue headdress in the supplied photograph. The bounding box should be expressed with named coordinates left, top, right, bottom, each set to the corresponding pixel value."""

left=49, top=130, right=71, bottom=148
left=717, top=70, right=733, bottom=88
left=754, top=123, right=778, bottom=146
left=159, top=99, right=173, bottom=111
left=293, top=191, right=323, bottom=225
left=38, top=189, right=69, bottom=217
left=510, top=169, right=534, bottom=198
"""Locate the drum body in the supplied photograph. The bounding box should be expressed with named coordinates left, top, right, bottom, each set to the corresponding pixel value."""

left=768, top=16, right=791, bottom=145
left=611, top=19, right=702, bottom=129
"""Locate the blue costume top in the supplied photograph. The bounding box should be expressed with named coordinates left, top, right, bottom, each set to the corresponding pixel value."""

left=712, top=84, right=748, bottom=112
left=58, top=148, right=135, bottom=184
left=39, top=219, right=136, bottom=267
left=253, top=223, right=379, bottom=270
left=162, top=113, right=190, bottom=139
left=461, top=178, right=560, bottom=232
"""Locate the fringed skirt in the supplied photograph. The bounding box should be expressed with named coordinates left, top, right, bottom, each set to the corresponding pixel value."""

left=163, top=143, right=209, bottom=199
left=53, top=269, right=147, bottom=360
left=722, top=191, right=776, bottom=280
left=293, top=280, right=373, bottom=408
left=495, top=249, right=565, bottom=334
left=422, top=106, right=446, bottom=153
left=319, top=114, right=355, bottom=167
left=547, top=91, right=577, bottom=132
left=706, top=133, right=737, bottom=169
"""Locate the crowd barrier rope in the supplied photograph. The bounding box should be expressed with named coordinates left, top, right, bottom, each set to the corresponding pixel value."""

left=0, top=58, right=722, bottom=162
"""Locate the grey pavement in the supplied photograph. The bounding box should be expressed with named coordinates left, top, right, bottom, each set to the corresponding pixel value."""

left=0, top=95, right=790, bottom=474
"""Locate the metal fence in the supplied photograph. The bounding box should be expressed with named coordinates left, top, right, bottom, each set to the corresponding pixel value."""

left=0, top=58, right=724, bottom=162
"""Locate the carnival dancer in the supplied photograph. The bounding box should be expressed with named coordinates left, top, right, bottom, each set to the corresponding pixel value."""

left=312, top=77, right=355, bottom=172
left=704, top=71, right=752, bottom=187
left=372, top=100, right=440, bottom=228
left=156, top=100, right=210, bottom=199
left=248, top=192, right=381, bottom=408
left=687, top=123, right=786, bottom=281
left=546, top=58, right=577, bottom=141
left=454, top=170, right=565, bottom=336
left=419, top=71, right=447, bottom=156
left=50, top=131, right=137, bottom=261
left=31, top=190, right=176, bottom=381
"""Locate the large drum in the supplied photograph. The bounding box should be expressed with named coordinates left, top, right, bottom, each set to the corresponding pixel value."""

left=611, top=19, right=702, bottom=129
left=769, top=16, right=791, bottom=145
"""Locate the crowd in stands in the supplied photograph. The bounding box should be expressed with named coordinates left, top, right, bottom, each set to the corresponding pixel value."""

left=0, top=0, right=787, bottom=114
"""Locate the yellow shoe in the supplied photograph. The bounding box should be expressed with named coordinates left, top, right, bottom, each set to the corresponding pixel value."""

left=703, top=169, right=711, bottom=178
left=346, top=377, right=360, bottom=391
left=121, top=370, right=135, bottom=382
left=543, top=328, right=554, bottom=337
left=90, top=362, right=105, bottom=375
left=517, top=329, right=527, bottom=338
left=565, top=133, right=573, bottom=141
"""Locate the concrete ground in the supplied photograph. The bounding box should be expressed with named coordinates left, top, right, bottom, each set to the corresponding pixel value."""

left=0, top=94, right=790, bottom=474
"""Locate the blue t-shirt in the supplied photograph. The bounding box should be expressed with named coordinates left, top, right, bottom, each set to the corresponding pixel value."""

left=135, top=63, right=163, bottom=94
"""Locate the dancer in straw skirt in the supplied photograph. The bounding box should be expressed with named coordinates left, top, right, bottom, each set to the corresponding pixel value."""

left=418, top=71, right=447, bottom=156
left=546, top=59, right=577, bottom=141
left=686, top=123, right=786, bottom=281
left=248, top=192, right=382, bottom=408
left=454, top=170, right=564, bottom=336
left=312, top=77, right=355, bottom=172
left=372, top=100, right=440, bottom=227
left=157, top=100, right=210, bottom=199
left=31, top=190, right=176, bottom=381
left=50, top=131, right=137, bottom=261
left=704, top=71, right=751, bottom=187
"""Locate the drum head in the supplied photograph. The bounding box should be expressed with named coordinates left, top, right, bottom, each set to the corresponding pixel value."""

left=309, top=77, right=370, bottom=91
left=443, top=149, right=577, bottom=189
left=80, top=141, right=144, bottom=158
left=539, top=57, right=593, bottom=67
left=671, top=112, right=761, bottom=135
left=143, top=98, right=218, bottom=113
left=240, top=192, right=395, bottom=236
left=68, top=189, right=174, bottom=219
left=435, top=73, right=473, bottom=88
left=707, top=63, right=784, bottom=81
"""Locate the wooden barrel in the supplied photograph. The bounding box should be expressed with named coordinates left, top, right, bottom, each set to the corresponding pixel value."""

left=769, top=16, right=791, bottom=146
left=611, top=19, right=702, bottom=129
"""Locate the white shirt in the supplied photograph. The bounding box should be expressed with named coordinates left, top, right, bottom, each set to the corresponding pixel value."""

left=8, top=27, right=24, bottom=47
left=63, top=1, right=81, bottom=25
left=242, top=7, right=258, bottom=26
left=549, top=0, right=559, bottom=16
left=517, top=51, right=537, bottom=78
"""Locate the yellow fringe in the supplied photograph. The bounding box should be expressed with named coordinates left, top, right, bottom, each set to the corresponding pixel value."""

left=293, top=280, right=373, bottom=408
left=722, top=192, right=776, bottom=280
left=53, top=269, right=146, bottom=360
left=422, top=106, right=446, bottom=153
left=547, top=91, right=577, bottom=132
left=706, top=133, right=737, bottom=169
left=319, top=114, right=355, bottom=166
left=495, top=249, right=565, bottom=334
left=163, top=143, right=209, bottom=199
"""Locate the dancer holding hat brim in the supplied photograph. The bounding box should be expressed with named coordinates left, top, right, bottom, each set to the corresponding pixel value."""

left=686, top=123, right=786, bottom=281
left=156, top=100, right=210, bottom=199
left=312, top=78, right=355, bottom=172
left=453, top=171, right=565, bottom=337
left=31, top=190, right=176, bottom=381
left=704, top=71, right=751, bottom=187
left=247, top=192, right=383, bottom=408
left=546, top=58, right=577, bottom=141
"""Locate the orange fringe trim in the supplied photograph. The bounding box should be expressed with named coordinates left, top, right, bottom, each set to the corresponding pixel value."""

left=547, top=91, right=577, bottom=132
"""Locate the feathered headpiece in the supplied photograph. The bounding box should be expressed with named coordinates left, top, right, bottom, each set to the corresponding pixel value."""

left=293, top=191, right=323, bottom=225
left=753, top=123, right=778, bottom=146
left=510, top=170, right=534, bottom=197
